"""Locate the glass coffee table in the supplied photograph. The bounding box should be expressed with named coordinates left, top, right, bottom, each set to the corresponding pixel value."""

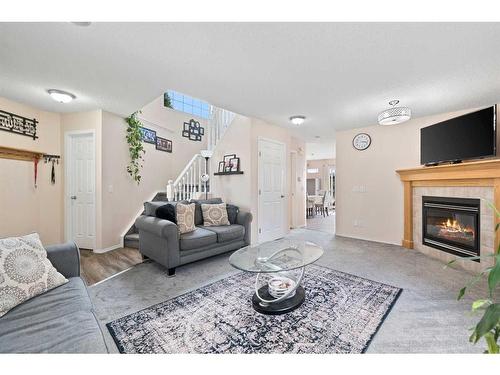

left=229, top=239, right=324, bottom=315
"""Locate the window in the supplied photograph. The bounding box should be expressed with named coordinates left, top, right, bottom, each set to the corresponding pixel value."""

left=165, top=90, right=211, bottom=119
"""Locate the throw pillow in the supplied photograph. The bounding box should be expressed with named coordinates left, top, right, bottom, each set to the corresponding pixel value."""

left=176, top=203, right=196, bottom=234
left=202, top=203, right=230, bottom=226
left=0, top=233, right=68, bottom=317
left=155, top=204, right=177, bottom=223
left=226, top=204, right=240, bottom=224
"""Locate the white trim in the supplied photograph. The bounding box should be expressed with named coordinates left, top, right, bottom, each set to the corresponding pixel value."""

left=64, top=130, right=97, bottom=250
left=257, top=137, right=288, bottom=243
left=93, top=243, right=122, bottom=254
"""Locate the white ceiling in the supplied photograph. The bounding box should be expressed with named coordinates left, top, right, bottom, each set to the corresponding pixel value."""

left=306, top=142, right=335, bottom=160
left=2, top=23, right=500, bottom=141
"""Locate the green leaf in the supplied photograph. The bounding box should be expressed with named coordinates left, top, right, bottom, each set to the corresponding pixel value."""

left=486, top=200, right=500, bottom=219
left=457, top=287, right=467, bottom=300
left=484, top=332, right=500, bottom=354
left=472, top=299, right=492, bottom=311
left=487, top=260, right=500, bottom=296
left=471, top=304, right=500, bottom=343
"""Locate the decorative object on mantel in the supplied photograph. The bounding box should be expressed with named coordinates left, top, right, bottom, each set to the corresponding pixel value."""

left=156, top=136, right=172, bottom=153
left=182, top=119, right=204, bottom=142
left=125, top=111, right=146, bottom=184
left=0, top=109, right=38, bottom=140
left=140, top=127, right=156, bottom=144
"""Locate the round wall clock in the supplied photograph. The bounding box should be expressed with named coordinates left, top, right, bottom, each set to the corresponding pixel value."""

left=352, top=133, right=371, bottom=151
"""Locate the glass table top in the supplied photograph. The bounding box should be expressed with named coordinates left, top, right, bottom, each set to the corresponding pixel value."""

left=229, top=239, right=324, bottom=273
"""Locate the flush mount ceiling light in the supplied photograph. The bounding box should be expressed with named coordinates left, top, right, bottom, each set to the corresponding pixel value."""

left=377, top=100, right=411, bottom=125
left=290, top=115, right=306, bottom=126
left=71, top=22, right=92, bottom=27
left=47, top=89, right=76, bottom=103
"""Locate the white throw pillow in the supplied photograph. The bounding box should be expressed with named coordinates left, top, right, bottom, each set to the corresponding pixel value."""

left=0, top=233, right=68, bottom=317
left=201, top=203, right=230, bottom=226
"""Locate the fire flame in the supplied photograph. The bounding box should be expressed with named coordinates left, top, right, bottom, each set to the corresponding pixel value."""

left=441, top=218, right=474, bottom=236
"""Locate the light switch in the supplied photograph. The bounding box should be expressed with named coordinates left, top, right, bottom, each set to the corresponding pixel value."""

left=108, top=185, right=113, bottom=193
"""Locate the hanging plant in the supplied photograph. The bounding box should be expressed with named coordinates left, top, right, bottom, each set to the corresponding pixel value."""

left=125, top=111, right=145, bottom=184
left=164, top=92, right=173, bottom=108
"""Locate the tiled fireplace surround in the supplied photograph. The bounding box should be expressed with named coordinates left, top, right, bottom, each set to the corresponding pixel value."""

left=397, top=159, right=500, bottom=273
left=413, top=186, right=494, bottom=272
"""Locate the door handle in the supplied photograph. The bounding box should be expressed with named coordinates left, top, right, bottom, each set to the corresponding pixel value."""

left=70, top=195, right=77, bottom=200
left=281, top=195, right=285, bottom=198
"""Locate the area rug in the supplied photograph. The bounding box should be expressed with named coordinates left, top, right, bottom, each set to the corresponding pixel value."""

left=106, top=265, right=401, bottom=353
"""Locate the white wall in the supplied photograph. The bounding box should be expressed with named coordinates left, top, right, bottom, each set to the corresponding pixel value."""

left=211, top=116, right=306, bottom=243
left=335, top=106, right=491, bottom=245
left=0, top=96, right=63, bottom=245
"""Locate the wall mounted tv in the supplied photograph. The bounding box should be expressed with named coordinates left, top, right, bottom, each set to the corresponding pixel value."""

left=420, top=106, right=496, bottom=166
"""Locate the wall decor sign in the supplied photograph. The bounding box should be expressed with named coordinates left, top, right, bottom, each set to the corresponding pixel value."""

left=0, top=109, right=38, bottom=139
left=140, top=127, right=157, bottom=144
left=156, top=136, right=172, bottom=153
left=182, top=119, right=204, bottom=142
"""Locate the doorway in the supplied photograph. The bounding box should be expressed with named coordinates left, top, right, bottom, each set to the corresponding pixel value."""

left=258, top=138, right=287, bottom=242
left=65, top=131, right=96, bottom=250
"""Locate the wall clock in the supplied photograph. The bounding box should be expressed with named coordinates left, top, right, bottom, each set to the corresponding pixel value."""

left=352, top=133, right=371, bottom=151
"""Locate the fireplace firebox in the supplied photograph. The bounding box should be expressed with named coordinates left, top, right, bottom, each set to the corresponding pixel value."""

left=422, top=196, right=480, bottom=259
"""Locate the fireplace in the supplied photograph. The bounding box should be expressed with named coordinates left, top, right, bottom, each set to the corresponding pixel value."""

left=422, top=196, right=480, bottom=259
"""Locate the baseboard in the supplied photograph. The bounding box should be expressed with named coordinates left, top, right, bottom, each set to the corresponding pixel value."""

left=93, top=243, right=122, bottom=254
left=334, top=232, right=401, bottom=247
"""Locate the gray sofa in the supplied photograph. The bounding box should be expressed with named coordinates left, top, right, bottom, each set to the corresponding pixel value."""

left=135, top=198, right=252, bottom=275
left=0, top=242, right=108, bottom=353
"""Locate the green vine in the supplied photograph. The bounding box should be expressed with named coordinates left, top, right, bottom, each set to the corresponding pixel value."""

left=125, top=111, right=145, bottom=184
left=164, top=92, right=173, bottom=108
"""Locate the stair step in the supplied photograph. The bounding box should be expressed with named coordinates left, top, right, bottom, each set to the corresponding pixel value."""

left=124, top=233, right=139, bottom=249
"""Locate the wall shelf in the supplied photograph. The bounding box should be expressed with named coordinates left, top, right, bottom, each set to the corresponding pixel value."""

left=214, top=171, right=244, bottom=176
left=0, top=146, right=44, bottom=162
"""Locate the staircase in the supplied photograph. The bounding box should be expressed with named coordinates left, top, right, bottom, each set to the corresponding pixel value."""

left=123, top=105, right=235, bottom=249
left=167, top=106, right=235, bottom=201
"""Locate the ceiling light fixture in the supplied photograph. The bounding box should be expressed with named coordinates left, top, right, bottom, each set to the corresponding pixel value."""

left=377, top=100, right=411, bottom=125
left=47, top=89, right=76, bottom=103
left=290, top=115, right=306, bottom=126
left=72, top=22, right=92, bottom=27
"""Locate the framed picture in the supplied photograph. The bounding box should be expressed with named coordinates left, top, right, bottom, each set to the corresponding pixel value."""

left=223, top=154, right=236, bottom=165
left=140, top=127, right=156, bottom=144
left=182, top=119, right=204, bottom=142
left=229, top=157, right=240, bottom=172
left=218, top=161, right=225, bottom=173
left=156, top=136, right=172, bottom=153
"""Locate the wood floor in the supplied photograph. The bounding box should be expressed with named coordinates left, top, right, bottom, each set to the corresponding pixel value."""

left=80, top=247, right=143, bottom=286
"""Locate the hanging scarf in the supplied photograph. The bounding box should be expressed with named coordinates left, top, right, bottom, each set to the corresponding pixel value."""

left=51, top=159, right=56, bottom=184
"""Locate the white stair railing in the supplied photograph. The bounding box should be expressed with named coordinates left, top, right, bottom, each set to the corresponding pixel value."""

left=168, top=105, right=235, bottom=201
left=208, top=105, right=236, bottom=151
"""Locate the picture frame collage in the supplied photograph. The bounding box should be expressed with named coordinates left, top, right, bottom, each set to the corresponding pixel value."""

left=140, top=127, right=172, bottom=153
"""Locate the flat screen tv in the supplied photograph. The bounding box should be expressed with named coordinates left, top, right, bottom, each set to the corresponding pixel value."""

left=420, top=106, right=496, bottom=165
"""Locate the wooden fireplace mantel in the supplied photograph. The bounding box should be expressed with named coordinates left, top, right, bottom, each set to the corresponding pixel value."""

left=396, top=158, right=500, bottom=250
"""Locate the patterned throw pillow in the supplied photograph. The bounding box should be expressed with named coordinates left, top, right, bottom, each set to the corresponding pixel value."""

left=0, top=233, right=68, bottom=317
left=176, top=203, right=196, bottom=234
left=201, top=203, right=230, bottom=226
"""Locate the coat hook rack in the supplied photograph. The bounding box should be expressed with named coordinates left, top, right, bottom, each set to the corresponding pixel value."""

left=43, top=154, right=61, bottom=164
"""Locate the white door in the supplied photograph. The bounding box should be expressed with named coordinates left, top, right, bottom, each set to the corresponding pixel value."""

left=258, top=138, right=287, bottom=242
left=66, top=132, right=95, bottom=249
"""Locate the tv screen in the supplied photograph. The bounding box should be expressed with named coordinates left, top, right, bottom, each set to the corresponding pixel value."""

left=420, top=106, right=496, bottom=165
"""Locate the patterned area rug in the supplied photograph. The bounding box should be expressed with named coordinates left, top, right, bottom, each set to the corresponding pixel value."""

left=106, top=265, right=401, bottom=353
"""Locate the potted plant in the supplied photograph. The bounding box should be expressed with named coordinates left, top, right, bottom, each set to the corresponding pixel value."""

left=448, top=201, right=500, bottom=353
